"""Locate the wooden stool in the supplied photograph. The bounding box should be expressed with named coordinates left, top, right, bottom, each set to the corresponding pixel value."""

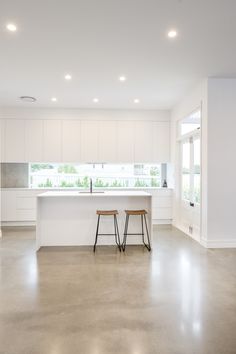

left=94, top=210, right=121, bottom=252
left=122, top=210, right=151, bottom=251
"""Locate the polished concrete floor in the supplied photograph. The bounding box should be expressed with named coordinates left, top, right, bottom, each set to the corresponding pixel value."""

left=1, top=226, right=236, bottom=354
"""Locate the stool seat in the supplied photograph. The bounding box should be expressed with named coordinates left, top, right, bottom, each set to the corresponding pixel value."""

left=125, top=209, right=147, bottom=215
left=96, top=210, right=118, bottom=216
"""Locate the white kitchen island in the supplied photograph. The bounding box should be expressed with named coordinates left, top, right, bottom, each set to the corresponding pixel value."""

left=36, top=191, right=152, bottom=250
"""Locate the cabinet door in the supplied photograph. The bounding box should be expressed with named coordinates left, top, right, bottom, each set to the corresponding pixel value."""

left=117, top=121, right=134, bottom=163
left=152, top=122, right=170, bottom=162
left=62, top=120, right=81, bottom=162
left=134, top=121, right=153, bottom=163
left=5, top=119, right=25, bottom=162
left=1, top=191, right=16, bottom=221
left=25, top=120, right=43, bottom=162
left=98, top=121, right=117, bottom=162
left=43, top=120, right=62, bottom=162
left=81, top=121, right=99, bottom=162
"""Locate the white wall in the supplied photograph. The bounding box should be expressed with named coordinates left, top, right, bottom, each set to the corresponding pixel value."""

left=171, top=78, right=236, bottom=248
left=207, top=79, right=236, bottom=246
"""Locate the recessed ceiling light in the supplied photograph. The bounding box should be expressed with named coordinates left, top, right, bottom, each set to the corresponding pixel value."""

left=19, top=96, right=36, bottom=103
left=93, top=98, right=99, bottom=103
left=134, top=99, right=140, bottom=104
left=119, top=76, right=127, bottom=82
left=64, top=74, right=72, bottom=80
left=168, top=30, right=178, bottom=38
left=6, top=23, right=17, bottom=32
left=51, top=97, right=57, bottom=102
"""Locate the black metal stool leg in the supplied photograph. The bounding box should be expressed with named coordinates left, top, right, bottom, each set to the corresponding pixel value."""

left=144, top=214, right=151, bottom=251
left=123, top=214, right=129, bottom=251
left=141, top=214, right=145, bottom=244
left=93, top=214, right=100, bottom=252
left=114, top=215, right=121, bottom=252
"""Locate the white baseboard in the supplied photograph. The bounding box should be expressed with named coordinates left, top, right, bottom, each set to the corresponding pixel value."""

left=152, top=219, right=172, bottom=225
left=202, top=239, right=236, bottom=248
left=2, top=221, right=36, bottom=227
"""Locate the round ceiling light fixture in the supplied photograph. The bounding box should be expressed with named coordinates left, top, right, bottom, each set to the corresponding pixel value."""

left=64, top=74, right=72, bottom=80
left=119, top=75, right=127, bottom=82
left=6, top=23, right=17, bottom=32
left=19, top=96, right=37, bottom=103
left=168, top=29, right=178, bottom=38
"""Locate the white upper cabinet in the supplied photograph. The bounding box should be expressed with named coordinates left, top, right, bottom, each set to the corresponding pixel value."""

left=152, top=122, right=170, bottom=162
left=134, top=121, right=153, bottom=162
left=81, top=121, right=99, bottom=162
left=25, top=120, right=43, bottom=162
left=43, top=120, right=62, bottom=162
left=2, top=118, right=170, bottom=163
left=98, top=121, right=117, bottom=162
left=62, top=120, right=81, bottom=162
left=5, top=119, right=25, bottom=162
left=117, top=121, right=134, bottom=163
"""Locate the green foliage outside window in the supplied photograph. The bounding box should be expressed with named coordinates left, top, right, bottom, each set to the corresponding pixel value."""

left=58, top=165, right=78, bottom=174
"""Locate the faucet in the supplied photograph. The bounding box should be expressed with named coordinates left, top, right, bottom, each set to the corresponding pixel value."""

left=90, top=178, right=93, bottom=194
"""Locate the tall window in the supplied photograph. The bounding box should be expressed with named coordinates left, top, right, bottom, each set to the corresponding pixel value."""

left=29, top=164, right=162, bottom=188
left=179, top=109, right=200, bottom=136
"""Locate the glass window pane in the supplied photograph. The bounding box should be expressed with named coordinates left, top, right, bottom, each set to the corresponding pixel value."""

left=180, top=110, right=201, bottom=136
left=29, top=163, right=162, bottom=188
left=194, top=138, right=201, bottom=203
left=194, top=174, right=200, bottom=203
left=182, top=173, right=190, bottom=201
left=182, top=142, right=190, bottom=201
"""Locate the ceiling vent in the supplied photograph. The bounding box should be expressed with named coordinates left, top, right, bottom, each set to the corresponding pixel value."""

left=20, top=96, right=37, bottom=103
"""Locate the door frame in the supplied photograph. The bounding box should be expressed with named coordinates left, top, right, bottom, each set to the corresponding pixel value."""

left=176, top=107, right=202, bottom=242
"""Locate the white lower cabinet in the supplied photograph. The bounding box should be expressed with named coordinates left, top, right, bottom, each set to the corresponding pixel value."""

left=1, top=188, right=172, bottom=225
left=148, top=189, right=173, bottom=224
left=1, top=190, right=40, bottom=224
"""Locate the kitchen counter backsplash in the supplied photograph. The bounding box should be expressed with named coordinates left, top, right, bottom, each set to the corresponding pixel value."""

left=1, top=163, right=29, bottom=188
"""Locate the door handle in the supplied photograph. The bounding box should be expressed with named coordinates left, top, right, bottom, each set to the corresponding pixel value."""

left=190, top=202, right=195, bottom=207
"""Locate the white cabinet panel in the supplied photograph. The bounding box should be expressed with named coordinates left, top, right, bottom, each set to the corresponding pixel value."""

left=1, top=190, right=39, bottom=222
left=62, top=120, right=81, bottom=162
left=25, top=120, right=43, bottom=162
left=134, top=121, right=153, bottom=162
left=16, top=197, right=36, bottom=210
left=5, top=120, right=25, bottom=162
left=152, top=207, right=172, bottom=219
left=99, top=121, right=117, bottom=162
left=1, top=191, right=16, bottom=221
left=43, top=120, right=62, bottom=162
left=152, top=196, right=172, bottom=208
left=81, top=121, right=99, bottom=162
left=152, top=122, right=170, bottom=162
left=117, top=121, right=134, bottom=163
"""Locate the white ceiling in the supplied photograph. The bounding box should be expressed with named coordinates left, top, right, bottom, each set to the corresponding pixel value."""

left=0, top=0, right=236, bottom=109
